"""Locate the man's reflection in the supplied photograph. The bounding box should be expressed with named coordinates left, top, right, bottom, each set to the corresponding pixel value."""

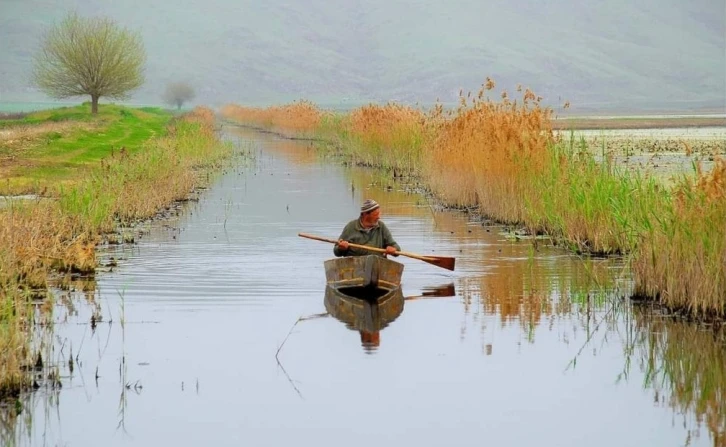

left=324, top=285, right=404, bottom=352
left=360, top=330, right=381, bottom=351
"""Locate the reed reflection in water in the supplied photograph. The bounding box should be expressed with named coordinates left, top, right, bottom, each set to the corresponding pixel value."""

left=627, top=307, right=726, bottom=445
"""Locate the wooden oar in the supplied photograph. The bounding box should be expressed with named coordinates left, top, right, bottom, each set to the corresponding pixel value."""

left=298, top=232, right=456, bottom=271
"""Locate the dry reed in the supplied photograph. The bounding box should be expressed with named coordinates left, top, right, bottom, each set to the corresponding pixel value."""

left=343, top=103, right=432, bottom=173
left=220, top=101, right=322, bottom=137
left=424, top=82, right=554, bottom=224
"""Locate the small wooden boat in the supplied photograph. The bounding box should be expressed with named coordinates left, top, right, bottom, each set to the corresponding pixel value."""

left=323, top=255, right=404, bottom=291
left=323, top=255, right=405, bottom=335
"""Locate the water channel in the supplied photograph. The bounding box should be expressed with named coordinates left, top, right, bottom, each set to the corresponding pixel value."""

left=4, top=126, right=724, bottom=446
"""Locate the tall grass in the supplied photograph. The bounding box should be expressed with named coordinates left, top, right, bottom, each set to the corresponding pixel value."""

left=430, top=87, right=723, bottom=314
left=527, top=141, right=671, bottom=255
left=60, top=107, right=230, bottom=231
left=0, top=106, right=232, bottom=400
left=424, top=82, right=554, bottom=221
left=633, top=159, right=726, bottom=317
left=341, top=103, right=432, bottom=174
left=222, top=81, right=725, bottom=317
left=222, top=101, right=435, bottom=175
left=0, top=279, right=34, bottom=400
left=220, top=101, right=322, bottom=137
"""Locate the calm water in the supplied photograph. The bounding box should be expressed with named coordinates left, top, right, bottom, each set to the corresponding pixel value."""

left=4, top=127, right=724, bottom=446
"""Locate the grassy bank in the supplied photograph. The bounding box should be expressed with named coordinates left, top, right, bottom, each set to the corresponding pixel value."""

left=220, top=84, right=725, bottom=319
left=0, top=103, right=170, bottom=195
left=0, top=104, right=233, bottom=401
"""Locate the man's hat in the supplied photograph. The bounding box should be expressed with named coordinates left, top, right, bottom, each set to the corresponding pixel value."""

left=361, top=199, right=380, bottom=214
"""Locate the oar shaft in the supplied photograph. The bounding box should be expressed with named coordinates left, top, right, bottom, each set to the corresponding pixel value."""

left=297, top=232, right=453, bottom=270
left=347, top=242, right=389, bottom=255
left=298, top=232, right=391, bottom=256
left=297, top=233, right=340, bottom=245
left=346, top=244, right=437, bottom=261
left=396, top=251, right=437, bottom=261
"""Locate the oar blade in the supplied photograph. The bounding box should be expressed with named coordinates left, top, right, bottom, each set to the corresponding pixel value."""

left=425, top=256, right=456, bottom=271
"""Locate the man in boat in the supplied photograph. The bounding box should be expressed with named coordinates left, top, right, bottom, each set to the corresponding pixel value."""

left=334, top=199, right=401, bottom=257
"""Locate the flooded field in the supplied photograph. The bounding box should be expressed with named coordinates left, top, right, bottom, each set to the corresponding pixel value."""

left=556, top=126, right=726, bottom=181
left=2, top=127, right=724, bottom=446
left=563, top=126, right=726, bottom=139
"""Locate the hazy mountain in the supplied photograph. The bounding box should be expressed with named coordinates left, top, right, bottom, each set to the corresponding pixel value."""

left=1, top=0, right=724, bottom=113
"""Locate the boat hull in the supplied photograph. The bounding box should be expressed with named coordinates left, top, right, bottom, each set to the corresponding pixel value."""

left=323, top=255, right=404, bottom=289
left=323, top=255, right=405, bottom=333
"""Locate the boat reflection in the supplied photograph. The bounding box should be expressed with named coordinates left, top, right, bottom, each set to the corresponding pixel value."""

left=324, top=282, right=456, bottom=352
left=324, top=284, right=405, bottom=352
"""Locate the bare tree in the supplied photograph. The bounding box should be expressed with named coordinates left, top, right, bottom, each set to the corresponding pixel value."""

left=32, top=13, right=146, bottom=114
left=162, top=82, right=196, bottom=110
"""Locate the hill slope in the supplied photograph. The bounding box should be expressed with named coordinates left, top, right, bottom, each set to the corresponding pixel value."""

left=0, top=0, right=724, bottom=112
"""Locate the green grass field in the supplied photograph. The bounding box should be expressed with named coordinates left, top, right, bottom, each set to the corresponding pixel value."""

left=0, top=103, right=172, bottom=194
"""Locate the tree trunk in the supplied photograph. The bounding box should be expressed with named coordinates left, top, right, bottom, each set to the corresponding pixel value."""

left=91, top=95, right=99, bottom=114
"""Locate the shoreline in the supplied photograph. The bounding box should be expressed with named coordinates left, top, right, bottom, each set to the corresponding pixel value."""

left=552, top=116, right=726, bottom=130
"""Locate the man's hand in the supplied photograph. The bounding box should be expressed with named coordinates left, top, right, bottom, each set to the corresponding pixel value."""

left=385, top=246, right=398, bottom=256
left=337, top=240, right=350, bottom=250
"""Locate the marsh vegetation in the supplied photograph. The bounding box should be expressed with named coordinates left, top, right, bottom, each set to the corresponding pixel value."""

left=220, top=82, right=725, bottom=320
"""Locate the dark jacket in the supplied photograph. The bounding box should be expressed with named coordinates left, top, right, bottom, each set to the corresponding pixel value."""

left=333, top=219, right=401, bottom=257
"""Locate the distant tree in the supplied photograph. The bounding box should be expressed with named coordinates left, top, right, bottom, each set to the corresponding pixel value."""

left=32, top=13, right=146, bottom=114
left=162, top=82, right=196, bottom=110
